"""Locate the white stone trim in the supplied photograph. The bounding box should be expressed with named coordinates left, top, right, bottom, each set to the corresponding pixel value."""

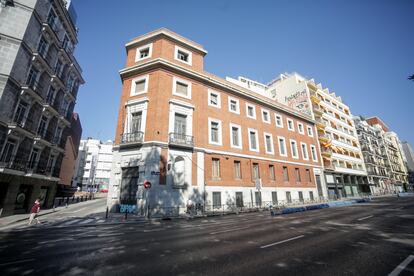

left=307, top=125, right=314, bottom=137
left=261, top=108, right=271, bottom=124
left=248, top=128, right=259, bottom=152
left=263, top=132, right=274, bottom=155
left=301, top=142, right=309, bottom=160
left=287, top=118, right=295, bottom=131
left=275, top=113, right=284, bottom=128
left=298, top=122, right=304, bottom=134
left=278, top=136, right=287, bottom=157
left=310, top=144, right=318, bottom=162
left=246, top=103, right=256, bottom=119
left=228, top=96, right=240, bottom=114
left=208, top=89, right=221, bottom=108
left=174, top=45, right=192, bottom=66
left=208, top=118, right=222, bottom=146
left=130, top=75, right=149, bottom=96
left=135, top=43, right=153, bottom=62
left=290, top=139, right=299, bottom=159
left=172, top=76, right=192, bottom=99
left=229, top=123, right=242, bottom=149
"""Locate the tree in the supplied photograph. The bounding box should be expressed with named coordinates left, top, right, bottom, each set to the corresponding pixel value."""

left=409, top=74, right=414, bottom=81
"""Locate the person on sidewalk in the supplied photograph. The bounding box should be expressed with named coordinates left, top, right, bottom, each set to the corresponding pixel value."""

left=28, top=199, right=41, bottom=226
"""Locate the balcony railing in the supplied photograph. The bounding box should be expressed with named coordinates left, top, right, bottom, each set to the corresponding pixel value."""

left=169, top=133, right=194, bottom=148
left=0, top=155, right=55, bottom=176
left=8, top=115, right=37, bottom=134
left=120, top=132, right=144, bottom=145
left=23, top=79, right=44, bottom=97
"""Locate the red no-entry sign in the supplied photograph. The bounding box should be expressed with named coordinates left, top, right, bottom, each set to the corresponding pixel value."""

left=144, top=181, right=151, bottom=189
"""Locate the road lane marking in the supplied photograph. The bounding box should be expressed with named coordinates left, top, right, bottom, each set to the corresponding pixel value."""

left=72, top=207, right=87, bottom=213
left=210, top=226, right=250, bottom=235
left=0, top=258, right=36, bottom=266
left=260, top=235, right=305, bottom=249
left=357, top=215, right=374, bottom=221
left=61, top=219, right=82, bottom=226
left=388, top=255, right=414, bottom=276
left=78, top=218, right=94, bottom=225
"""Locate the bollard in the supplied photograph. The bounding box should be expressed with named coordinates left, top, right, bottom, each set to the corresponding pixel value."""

left=53, top=205, right=55, bottom=212
left=105, top=206, right=109, bottom=219
left=65, top=203, right=68, bottom=208
left=125, top=210, right=128, bottom=220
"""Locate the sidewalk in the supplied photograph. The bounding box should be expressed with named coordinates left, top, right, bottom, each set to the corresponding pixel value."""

left=0, top=197, right=104, bottom=227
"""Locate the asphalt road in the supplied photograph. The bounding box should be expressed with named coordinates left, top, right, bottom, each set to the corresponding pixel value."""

left=0, top=196, right=413, bottom=276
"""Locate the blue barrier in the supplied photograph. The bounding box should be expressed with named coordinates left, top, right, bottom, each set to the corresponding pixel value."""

left=398, top=192, right=414, bottom=197
left=271, top=200, right=363, bottom=216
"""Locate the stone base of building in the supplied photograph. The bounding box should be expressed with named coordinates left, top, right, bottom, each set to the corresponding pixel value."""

left=0, top=173, right=58, bottom=217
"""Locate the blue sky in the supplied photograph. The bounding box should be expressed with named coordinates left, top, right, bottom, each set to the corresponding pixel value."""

left=72, top=0, right=414, bottom=146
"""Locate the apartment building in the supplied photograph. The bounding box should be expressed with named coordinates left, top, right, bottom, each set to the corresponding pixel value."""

left=401, top=141, right=414, bottom=191
left=366, top=117, right=408, bottom=192
left=74, top=139, right=113, bottom=192
left=268, top=73, right=368, bottom=199
left=0, top=0, right=84, bottom=215
left=354, top=116, right=389, bottom=194
left=108, top=29, right=324, bottom=215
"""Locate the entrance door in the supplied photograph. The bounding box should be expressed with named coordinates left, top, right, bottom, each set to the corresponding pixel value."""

left=236, top=192, right=243, bottom=208
left=255, top=191, right=262, bottom=207
left=0, top=182, right=9, bottom=212
left=120, top=167, right=139, bottom=205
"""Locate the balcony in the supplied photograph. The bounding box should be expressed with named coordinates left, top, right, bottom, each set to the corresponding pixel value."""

left=318, top=133, right=331, bottom=143
left=312, top=104, right=324, bottom=116
left=310, top=95, right=321, bottom=105
left=21, top=79, right=44, bottom=101
left=169, top=133, right=194, bottom=149
left=315, top=120, right=326, bottom=131
left=323, top=162, right=335, bottom=171
left=120, top=131, right=144, bottom=147
left=321, top=147, right=333, bottom=157
left=0, top=156, right=55, bottom=177
left=7, top=115, right=37, bottom=135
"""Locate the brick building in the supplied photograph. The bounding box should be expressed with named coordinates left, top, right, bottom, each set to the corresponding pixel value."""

left=108, top=29, right=324, bottom=215
left=0, top=0, right=84, bottom=216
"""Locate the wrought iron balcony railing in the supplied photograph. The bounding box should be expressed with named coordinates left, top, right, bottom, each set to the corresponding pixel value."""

left=169, top=133, right=194, bottom=148
left=120, top=131, right=144, bottom=145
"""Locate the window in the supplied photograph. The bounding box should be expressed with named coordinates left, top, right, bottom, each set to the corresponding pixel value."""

left=37, top=36, right=48, bottom=57
left=227, top=97, right=240, bottom=114
left=272, top=191, right=278, bottom=205
left=173, top=77, right=191, bottom=99
left=262, top=109, right=270, bottom=123
left=54, top=126, right=62, bottom=144
left=28, top=148, right=39, bottom=169
left=246, top=104, right=256, bottom=119
left=230, top=123, right=242, bottom=149
left=252, top=163, right=260, bottom=180
left=54, top=59, right=63, bottom=77
left=290, top=140, right=298, bottom=159
left=46, top=86, right=55, bottom=105
left=286, top=191, right=292, bottom=203
left=208, top=90, right=221, bottom=108
left=0, top=139, right=16, bottom=163
left=306, top=169, right=312, bottom=182
left=212, top=158, right=220, bottom=179
left=283, top=166, right=289, bottom=181
left=269, top=165, right=275, bottom=180
left=298, top=123, right=304, bottom=134
left=307, top=126, right=313, bottom=137
left=295, top=168, right=301, bottom=182
left=37, top=116, right=48, bottom=137
left=264, top=133, right=274, bottom=154
left=47, top=154, right=56, bottom=173
left=234, top=161, right=241, bottom=179
left=309, top=191, right=314, bottom=201
left=47, top=8, right=57, bottom=27
left=135, top=43, right=152, bottom=61
left=130, top=75, right=149, bottom=96
left=248, top=128, right=259, bottom=152
left=301, top=143, right=309, bottom=160
left=26, top=67, right=39, bottom=88
left=131, top=111, right=143, bottom=133
left=278, top=137, right=287, bottom=157
left=310, top=145, right=318, bottom=162
left=212, top=192, right=221, bottom=208
left=14, top=100, right=28, bottom=125
left=287, top=118, right=294, bottom=131
left=275, top=114, right=283, bottom=128
left=174, top=46, right=192, bottom=65
left=298, top=191, right=304, bottom=202
left=209, top=118, right=222, bottom=145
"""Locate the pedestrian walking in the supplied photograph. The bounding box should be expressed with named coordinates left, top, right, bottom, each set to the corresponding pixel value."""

left=28, top=199, right=41, bottom=225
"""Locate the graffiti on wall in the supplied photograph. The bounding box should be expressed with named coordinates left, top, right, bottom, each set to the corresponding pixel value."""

left=284, top=89, right=311, bottom=116
left=120, top=204, right=137, bottom=213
